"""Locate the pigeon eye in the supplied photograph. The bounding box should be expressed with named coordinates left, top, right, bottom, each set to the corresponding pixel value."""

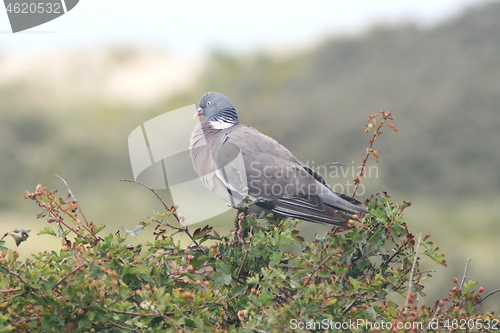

left=206, top=102, right=211, bottom=106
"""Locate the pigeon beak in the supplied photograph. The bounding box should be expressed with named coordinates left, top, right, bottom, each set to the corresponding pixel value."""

left=194, top=108, right=203, bottom=118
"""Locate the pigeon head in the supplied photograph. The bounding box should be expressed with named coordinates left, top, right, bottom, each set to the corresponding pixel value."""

left=194, top=92, right=239, bottom=126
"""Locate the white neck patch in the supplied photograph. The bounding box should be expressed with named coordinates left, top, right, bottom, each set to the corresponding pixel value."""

left=209, top=119, right=235, bottom=130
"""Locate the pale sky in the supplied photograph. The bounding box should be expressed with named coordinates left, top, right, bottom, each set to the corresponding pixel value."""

left=0, top=0, right=485, bottom=57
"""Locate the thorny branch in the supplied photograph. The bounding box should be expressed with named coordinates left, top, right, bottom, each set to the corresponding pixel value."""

left=55, top=174, right=90, bottom=226
left=121, top=179, right=199, bottom=247
left=353, top=110, right=397, bottom=197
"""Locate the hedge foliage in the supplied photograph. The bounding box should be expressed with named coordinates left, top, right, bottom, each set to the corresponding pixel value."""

left=0, top=184, right=498, bottom=332
left=1, top=112, right=498, bottom=332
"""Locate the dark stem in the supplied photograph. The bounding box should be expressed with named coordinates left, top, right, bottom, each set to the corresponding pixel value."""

left=121, top=179, right=199, bottom=247
left=55, top=174, right=90, bottom=226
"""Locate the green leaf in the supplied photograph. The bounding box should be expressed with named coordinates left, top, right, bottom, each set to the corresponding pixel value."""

left=30, top=271, right=41, bottom=283
left=246, top=275, right=260, bottom=284
left=271, top=250, right=282, bottom=264
left=38, top=226, right=56, bottom=236
left=230, top=284, right=248, bottom=297
left=257, top=289, right=275, bottom=305
left=349, top=277, right=362, bottom=291
left=194, top=317, right=205, bottom=331
left=215, top=262, right=233, bottom=275
left=303, top=304, right=320, bottom=313
left=463, top=280, right=477, bottom=293
left=212, top=270, right=232, bottom=285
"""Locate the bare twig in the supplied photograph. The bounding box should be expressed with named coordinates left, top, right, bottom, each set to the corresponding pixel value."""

left=111, top=310, right=163, bottom=317
left=236, top=250, right=250, bottom=278
left=353, top=111, right=396, bottom=197
left=313, top=162, right=349, bottom=173
left=0, top=288, right=21, bottom=294
left=475, top=288, right=500, bottom=306
left=7, top=270, right=28, bottom=285
left=404, top=232, right=422, bottom=311
left=30, top=194, right=90, bottom=240
left=51, top=263, right=87, bottom=290
left=342, top=300, right=357, bottom=315
left=458, top=258, right=471, bottom=292
left=303, top=252, right=337, bottom=287
left=382, top=244, right=404, bottom=266
left=55, top=175, right=90, bottom=226
left=236, top=212, right=246, bottom=244
left=422, top=301, right=445, bottom=333
left=121, top=179, right=200, bottom=247
left=121, top=179, right=168, bottom=210
left=108, top=321, right=143, bottom=332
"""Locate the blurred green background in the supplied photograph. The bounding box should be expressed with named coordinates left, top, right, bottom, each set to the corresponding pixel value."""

left=1, top=1, right=499, bottom=312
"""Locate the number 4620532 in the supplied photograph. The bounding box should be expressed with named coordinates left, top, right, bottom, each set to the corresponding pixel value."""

left=5, top=2, right=62, bottom=14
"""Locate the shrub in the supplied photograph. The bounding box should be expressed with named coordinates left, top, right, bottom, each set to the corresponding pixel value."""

left=0, top=186, right=498, bottom=332
left=1, top=111, right=498, bottom=332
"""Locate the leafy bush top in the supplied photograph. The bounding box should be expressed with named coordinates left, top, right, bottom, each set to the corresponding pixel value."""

left=0, top=185, right=498, bottom=333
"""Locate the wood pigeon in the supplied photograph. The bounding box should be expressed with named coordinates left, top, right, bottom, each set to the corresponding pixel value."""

left=189, top=92, right=368, bottom=227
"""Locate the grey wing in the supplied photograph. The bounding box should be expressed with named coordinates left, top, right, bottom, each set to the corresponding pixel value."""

left=212, top=126, right=366, bottom=226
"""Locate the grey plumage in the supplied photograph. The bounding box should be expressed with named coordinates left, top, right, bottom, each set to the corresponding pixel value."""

left=190, top=92, right=368, bottom=227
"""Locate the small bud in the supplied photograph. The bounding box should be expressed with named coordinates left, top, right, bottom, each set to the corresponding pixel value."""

left=237, top=310, right=247, bottom=319
left=479, top=287, right=485, bottom=293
